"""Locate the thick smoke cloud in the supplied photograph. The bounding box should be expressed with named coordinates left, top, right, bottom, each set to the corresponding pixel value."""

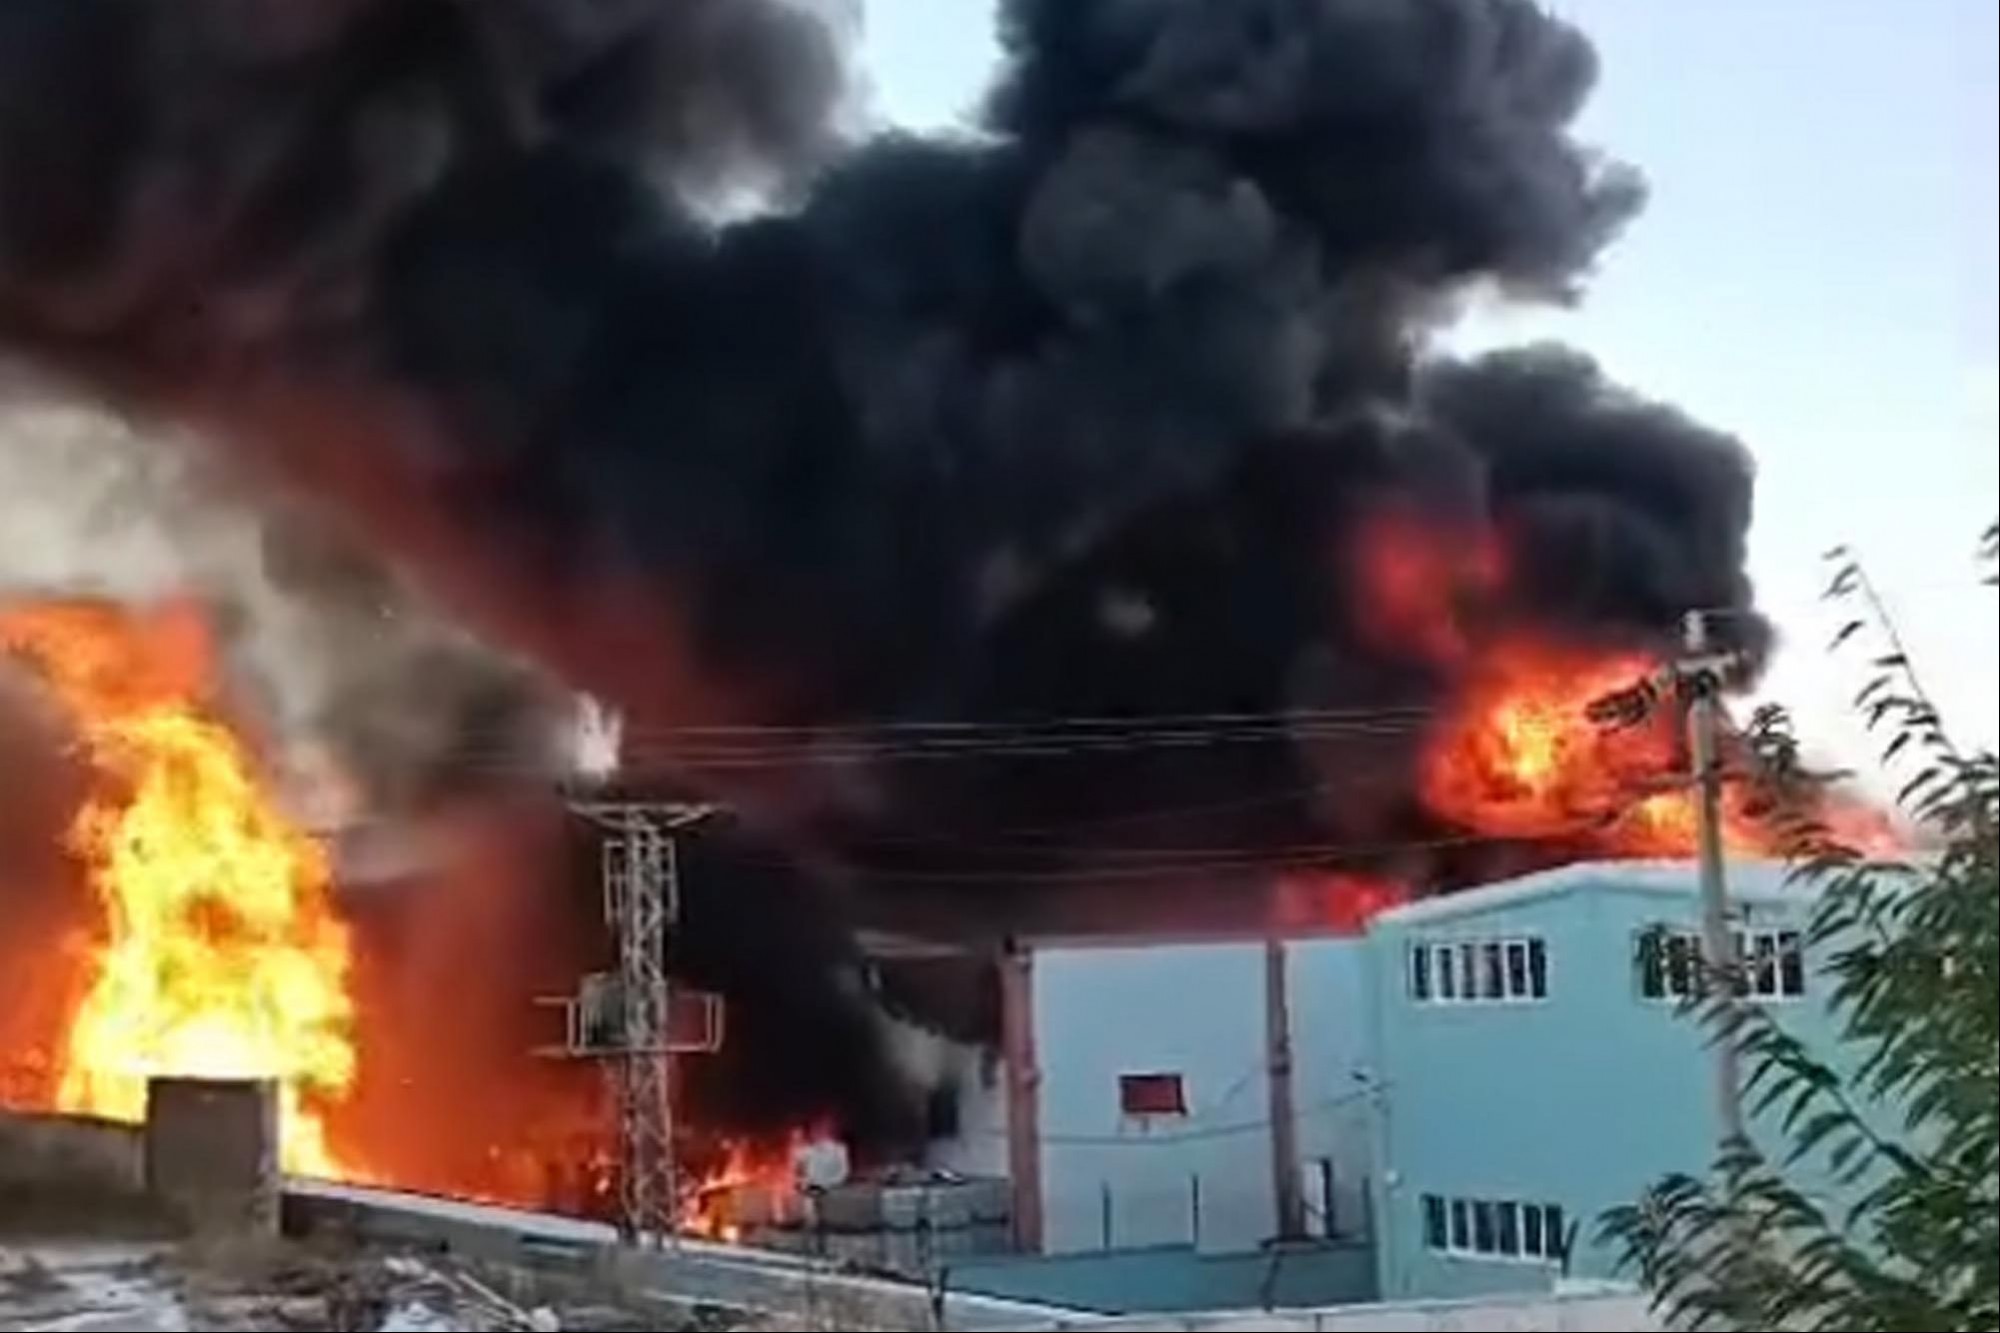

left=0, top=0, right=1767, bottom=1142
left=1425, top=347, right=1764, bottom=654
left=0, top=384, right=562, bottom=827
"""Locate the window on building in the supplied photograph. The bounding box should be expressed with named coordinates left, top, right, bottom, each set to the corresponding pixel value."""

left=1117, top=1072, right=1188, bottom=1118
left=1412, top=936, right=1548, bottom=1004
left=1751, top=930, right=1777, bottom=995
left=1423, top=1194, right=1447, bottom=1250
left=1746, top=929, right=1805, bottom=999
left=1505, top=940, right=1528, bottom=998
left=1667, top=932, right=1696, bottom=997
left=1638, top=930, right=1665, bottom=999
left=1642, top=927, right=1805, bottom=1002
left=1779, top=930, right=1805, bottom=996
left=1424, top=1194, right=1564, bottom=1264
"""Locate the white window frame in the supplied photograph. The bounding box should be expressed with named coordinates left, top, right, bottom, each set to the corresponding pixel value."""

left=1638, top=926, right=1806, bottom=1003
left=1419, top=1192, right=1565, bottom=1265
left=1410, top=935, right=1548, bottom=1005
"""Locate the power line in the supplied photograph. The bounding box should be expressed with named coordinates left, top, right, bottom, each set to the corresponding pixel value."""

left=954, top=1085, right=1384, bottom=1148
left=595, top=722, right=1430, bottom=768
left=706, top=816, right=1644, bottom=884
left=443, top=719, right=1431, bottom=773
left=605, top=735, right=1420, bottom=758
left=614, top=703, right=1435, bottom=739
left=373, top=702, right=1442, bottom=759
left=836, top=776, right=1378, bottom=849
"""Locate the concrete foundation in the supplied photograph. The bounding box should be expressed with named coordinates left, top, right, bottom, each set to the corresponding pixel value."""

left=143, top=1078, right=279, bottom=1238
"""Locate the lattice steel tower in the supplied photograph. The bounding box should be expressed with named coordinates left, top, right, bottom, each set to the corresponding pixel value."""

left=564, top=800, right=716, bottom=1245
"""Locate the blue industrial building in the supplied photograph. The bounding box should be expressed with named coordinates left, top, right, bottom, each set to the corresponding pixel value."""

left=1364, top=858, right=1853, bottom=1301
left=934, top=858, right=1869, bottom=1313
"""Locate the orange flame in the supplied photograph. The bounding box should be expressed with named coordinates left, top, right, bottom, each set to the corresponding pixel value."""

left=1, top=600, right=358, bottom=1176
left=679, top=1123, right=831, bottom=1243
left=1350, top=511, right=1505, bottom=665
left=1274, top=872, right=1407, bottom=933
left=1420, top=637, right=1904, bottom=860
left=1420, top=638, right=1760, bottom=857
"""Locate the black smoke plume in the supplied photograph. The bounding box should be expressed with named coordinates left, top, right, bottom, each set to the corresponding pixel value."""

left=0, top=0, right=1766, bottom=1147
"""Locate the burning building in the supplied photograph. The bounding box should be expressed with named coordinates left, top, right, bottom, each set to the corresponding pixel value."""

left=0, top=0, right=1893, bottom=1241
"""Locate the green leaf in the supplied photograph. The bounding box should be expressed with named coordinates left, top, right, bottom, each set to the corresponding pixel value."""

left=1610, top=526, right=1999, bottom=1330
left=1898, top=767, right=1941, bottom=805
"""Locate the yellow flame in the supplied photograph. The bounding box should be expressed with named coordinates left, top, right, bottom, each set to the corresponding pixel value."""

left=3, top=601, right=357, bottom=1176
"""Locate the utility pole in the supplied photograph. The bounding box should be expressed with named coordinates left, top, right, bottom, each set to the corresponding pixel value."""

left=1265, top=938, right=1307, bottom=1241
left=998, top=941, right=1045, bottom=1252
left=1682, top=610, right=1746, bottom=1147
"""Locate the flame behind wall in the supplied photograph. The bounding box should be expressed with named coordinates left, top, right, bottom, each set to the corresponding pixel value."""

left=1, top=599, right=356, bottom=1175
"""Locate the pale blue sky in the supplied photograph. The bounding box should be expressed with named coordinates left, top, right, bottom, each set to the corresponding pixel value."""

left=857, top=0, right=1999, bottom=767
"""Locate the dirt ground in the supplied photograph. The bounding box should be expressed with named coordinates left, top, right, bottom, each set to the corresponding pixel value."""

left=0, top=1238, right=795, bottom=1333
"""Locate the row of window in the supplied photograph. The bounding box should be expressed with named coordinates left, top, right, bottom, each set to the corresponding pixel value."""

left=1409, top=936, right=1548, bottom=1004
left=1638, top=928, right=1806, bottom=1001
left=1406, top=927, right=1809, bottom=1006
left=1422, top=1193, right=1567, bottom=1263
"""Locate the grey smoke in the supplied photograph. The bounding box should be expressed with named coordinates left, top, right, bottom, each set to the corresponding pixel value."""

left=0, top=373, right=563, bottom=833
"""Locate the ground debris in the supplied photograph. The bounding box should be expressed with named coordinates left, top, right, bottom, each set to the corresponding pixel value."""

left=0, top=1240, right=779, bottom=1332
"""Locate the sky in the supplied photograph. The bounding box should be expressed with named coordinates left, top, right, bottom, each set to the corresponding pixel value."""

left=856, top=0, right=2000, bottom=774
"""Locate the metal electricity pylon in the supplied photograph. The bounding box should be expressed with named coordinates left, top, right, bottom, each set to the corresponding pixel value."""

left=545, top=799, right=721, bottom=1246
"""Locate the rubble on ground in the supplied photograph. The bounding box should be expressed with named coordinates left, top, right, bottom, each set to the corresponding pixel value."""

left=0, top=1240, right=787, bottom=1332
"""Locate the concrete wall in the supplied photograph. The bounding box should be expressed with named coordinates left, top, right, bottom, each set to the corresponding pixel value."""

left=1287, top=940, right=1377, bottom=1239
left=0, top=1106, right=145, bottom=1207
left=144, top=1078, right=279, bottom=1236
left=286, top=1181, right=1053, bottom=1333
left=1042, top=1287, right=1658, bottom=1331
left=1364, top=860, right=1869, bottom=1302
left=1035, top=941, right=1274, bottom=1254
left=931, top=1047, right=1010, bottom=1181
left=2, top=1080, right=281, bottom=1237
left=1017, top=937, right=1374, bottom=1258
left=947, top=1241, right=1376, bottom=1315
